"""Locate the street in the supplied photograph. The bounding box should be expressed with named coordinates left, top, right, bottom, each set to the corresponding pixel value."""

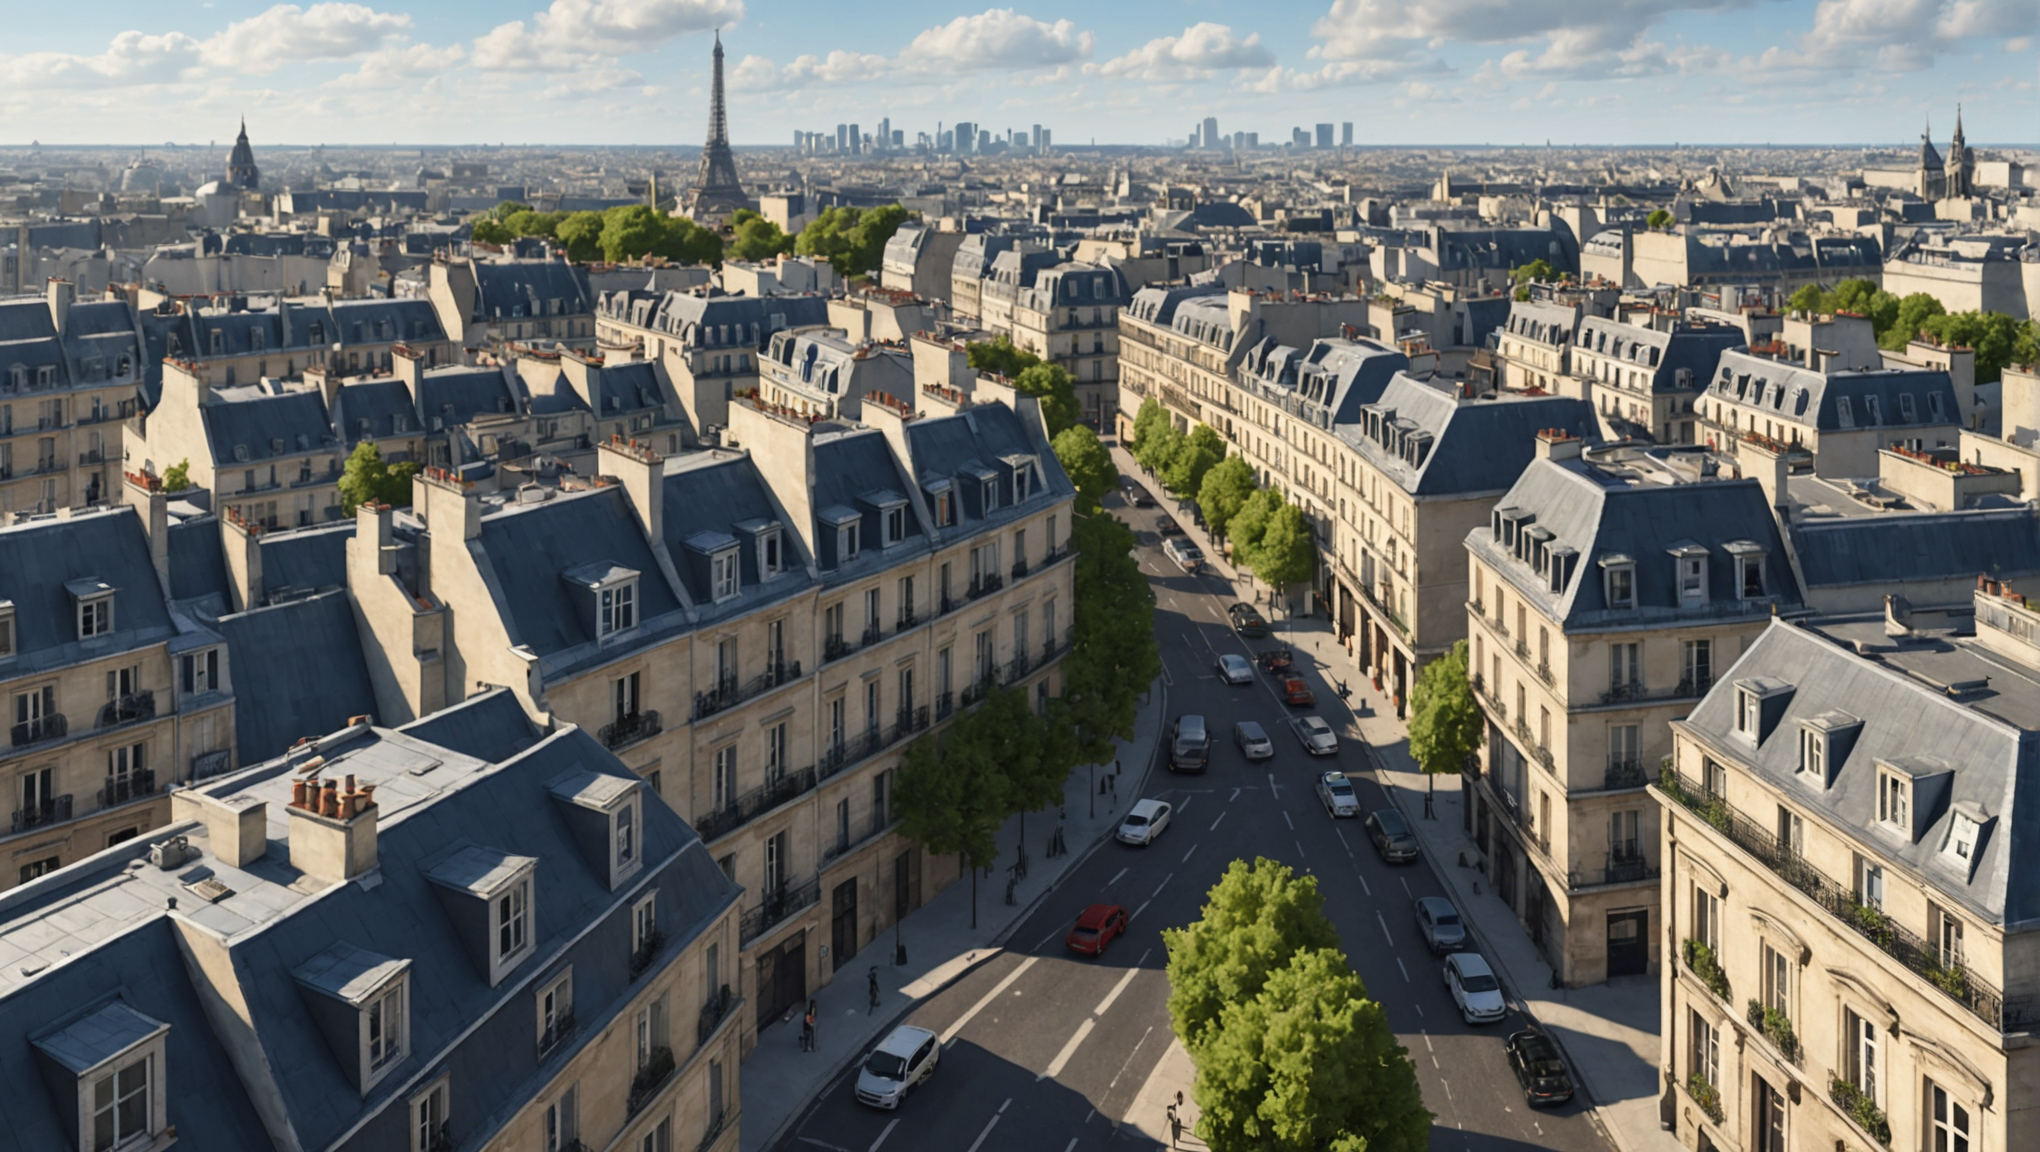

left=773, top=484, right=1617, bottom=1152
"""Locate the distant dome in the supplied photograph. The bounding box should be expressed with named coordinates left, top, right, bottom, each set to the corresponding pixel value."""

left=195, top=180, right=228, bottom=197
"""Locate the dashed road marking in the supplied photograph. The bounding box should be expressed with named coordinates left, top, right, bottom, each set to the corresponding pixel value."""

left=1398, top=957, right=1410, bottom=983
left=1209, top=811, right=1226, bottom=831
left=1153, top=873, right=1173, bottom=898
left=1282, top=810, right=1294, bottom=831
left=1376, top=911, right=1394, bottom=947
left=1093, top=963, right=1144, bottom=1017
left=1268, top=772, right=1279, bottom=798
left=1109, top=867, right=1128, bottom=886
left=1295, top=839, right=1306, bottom=858
left=1132, top=898, right=1152, bottom=921
left=1401, top=876, right=1413, bottom=898
left=964, top=1112, right=1001, bottom=1152
left=1229, top=787, right=1241, bottom=802
left=868, top=1119, right=900, bottom=1152
left=1182, top=843, right=1198, bottom=863
left=1039, top=1018, right=1096, bottom=1081
left=1106, top=1025, right=1156, bottom=1093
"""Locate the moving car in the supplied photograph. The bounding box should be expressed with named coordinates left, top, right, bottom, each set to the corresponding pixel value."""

left=1129, top=486, right=1155, bottom=508
left=1215, top=653, right=1254, bottom=685
left=1234, top=721, right=1275, bottom=761
left=1280, top=677, right=1316, bottom=707
left=1155, top=515, right=1183, bottom=536
left=1413, top=896, right=1467, bottom=955
left=1066, top=903, right=1131, bottom=955
left=1255, top=646, right=1294, bottom=675
left=1290, top=715, right=1338, bottom=756
left=855, top=1024, right=941, bottom=1109
left=1162, top=538, right=1204, bottom=572
left=1117, top=798, right=1173, bottom=846
left=1316, top=771, right=1359, bottom=817
left=1227, top=603, right=1269, bottom=637
left=1504, top=1029, right=1576, bottom=1106
left=1169, top=715, right=1210, bottom=772
left=1444, top=952, right=1508, bottom=1024
left=1365, top=808, right=1420, bottom=863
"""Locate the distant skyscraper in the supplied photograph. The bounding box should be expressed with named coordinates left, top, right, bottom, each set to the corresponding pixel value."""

left=877, top=118, right=890, bottom=149
left=225, top=119, right=259, bottom=190
left=1341, top=121, right=1353, bottom=147
left=689, top=32, right=749, bottom=214
left=1292, top=127, right=1309, bottom=147
left=1032, top=123, right=1042, bottom=149
left=849, top=123, right=861, bottom=155
left=1039, top=128, right=1051, bottom=152
left=1203, top=117, right=1219, bottom=151
left=1315, top=123, right=1333, bottom=149
left=977, top=129, right=992, bottom=152
left=953, top=120, right=975, bottom=155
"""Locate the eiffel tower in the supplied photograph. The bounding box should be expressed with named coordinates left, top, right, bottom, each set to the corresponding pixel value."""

left=690, top=30, right=751, bottom=215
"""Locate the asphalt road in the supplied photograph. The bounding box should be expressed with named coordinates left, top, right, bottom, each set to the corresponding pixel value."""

left=773, top=483, right=1616, bottom=1152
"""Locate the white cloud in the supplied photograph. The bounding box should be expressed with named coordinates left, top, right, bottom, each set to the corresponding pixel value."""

left=898, top=8, right=1093, bottom=70
left=202, top=3, right=413, bottom=73
left=1310, top=0, right=1746, bottom=61
left=474, top=0, right=742, bottom=71
left=330, top=41, right=467, bottom=88
left=6, top=31, right=205, bottom=89
left=1097, top=23, right=1275, bottom=81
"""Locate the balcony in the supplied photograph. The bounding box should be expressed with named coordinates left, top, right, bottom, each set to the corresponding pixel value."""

left=1828, top=1074, right=1891, bottom=1148
left=1594, top=675, right=1714, bottom=708
left=11, top=713, right=68, bottom=748
left=10, top=794, right=72, bottom=835
left=741, top=875, right=822, bottom=944
left=600, top=709, right=662, bottom=750
left=693, top=661, right=804, bottom=721
left=862, top=623, right=884, bottom=648
left=1658, top=768, right=2023, bottom=1031
left=1745, top=999, right=1801, bottom=1067
left=629, top=928, right=666, bottom=980
left=191, top=749, right=232, bottom=780
left=1512, top=717, right=1554, bottom=772
left=824, top=809, right=897, bottom=867
left=823, top=634, right=854, bottom=663
left=1535, top=661, right=1554, bottom=686
left=938, top=593, right=959, bottom=617
left=934, top=690, right=955, bottom=721
left=78, top=448, right=105, bottom=466
left=697, top=1109, right=733, bottom=1152
left=697, top=984, right=738, bottom=1047
left=695, top=764, right=818, bottom=843
left=98, top=690, right=156, bottom=729
left=627, top=1046, right=677, bottom=1115
left=1011, top=558, right=1029, bottom=580
left=1044, top=544, right=1069, bottom=565
left=896, top=609, right=918, bottom=631
left=1602, top=757, right=1648, bottom=790
left=100, top=769, right=157, bottom=807
left=1007, top=651, right=1033, bottom=683
left=1569, top=851, right=1658, bottom=889
left=961, top=673, right=997, bottom=707
left=967, top=572, right=1004, bottom=600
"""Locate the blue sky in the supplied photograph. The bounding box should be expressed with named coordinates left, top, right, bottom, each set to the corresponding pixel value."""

left=0, top=1, right=2032, bottom=147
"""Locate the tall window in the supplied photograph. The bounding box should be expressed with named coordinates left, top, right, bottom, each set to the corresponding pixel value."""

left=1928, top=1081, right=1970, bottom=1152
left=497, top=878, right=531, bottom=962
left=711, top=550, right=739, bottom=599
left=1689, top=1010, right=1718, bottom=1088
left=1854, top=854, right=1884, bottom=910
left=713, top=744, right=738, bottom=808
left=78, top=595, right=113, bottom=639
left=764, top=830, right=787, bottom=894
left=1879, top=772, right=1910, bottom=829
left=1610, top=643, right=1640, bottom=692
left=1932, top=904, right=1965, bottom=969
left=1844, top=1009, right=1878, bottom=1105
left=368, top=982, right=406, bottom=1072
left=412, top=1080, right=448, bottom=1152
left=599, top=581, right=635, bottom=635
left=766, top=723, right=786, bottom=781
left=864, top=588, right=881, bottom=636
left=90, top=1052, right=150, bottom=1152
left=1609, top=811, right=1639, bottom=860
left=613, top=672, right=639, bottom=724
left=1609, top=725, right=1641, bottom=772
left=1683, top=639, right=1712, bottom=690
left=1761, top=943, right=1789, bottom=1017
left=1693, top=884, right=1720, bottom=952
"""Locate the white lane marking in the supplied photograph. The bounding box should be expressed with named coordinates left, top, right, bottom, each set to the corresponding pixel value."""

left=1209, top=811, right=1226, bottom=831
left=940, top=957, right=1038, bottom=1044
left=1229, top=787, right=1241, bottom=802
left=1422, top=1032, right=1433, bottom=1052
left=1153, top=873, right=1174, bottom=898
left=868, top=1119, right=900, bottom=1152
left=1442, top=1079, right=1452, bottom=1100
left=1106, top=1025, right=1156, bottom=1091
left=1335, top=827, right=1351, bottom=854
left=1376, top=911, right=1394, bottom=947
left=1295, top=839, right=1307, bottom=859
left=1039, top=1018, right=1097, bottom=1081
left=1414, top=1003, right=1424, bottom=1017
left=1064, top=1140, right=1080, bottom=1152
left=1033, top=923, right=1068, bottom=952
left=1398, top=957, right=1410, bottom=983
left=1433, top=1054, right=1440, bottom=1068
left=965, top=1114, right=1001, bottom=1152
left=1083, top=1110, right=1095, bottom=1126
left=1282, top=810, right=1294, bottom=831
left=1160, top=665, right=1174, bottom=687
left=1401, top=876, right=1413, bottom=897
left=1268, top=772, right=1279, bottom=798
left=1182, top=843, right=1198, bottom=863
left=1132, top=898, right=1152, bottom=921
left=1109, top=867, right=1128, bottom=886
left=1177, top=796, right=1192, bottom=814
left=1000, top=1098, right=1012, bottom=1114
left=1094, top=964, right=1143, bottom=1017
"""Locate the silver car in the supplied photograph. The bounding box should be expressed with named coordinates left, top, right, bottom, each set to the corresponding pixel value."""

left=1414, top=896, right=1466, bottom=954
left=1117, top=798, right=1173, bottom=845
left=1316, top=771, right=1359, bottom=817
left=855, top=1024, right=940, bottom=1109
left=1215, top=653, right=1253, bottom=685
left=1163, top=538, right=1204, bottom=572
left=1234, top=720, right=1274, bottom=760
left=1445, top=952, right=1508, bottom=1024
left=1290, top=715, right=1338, bottom=755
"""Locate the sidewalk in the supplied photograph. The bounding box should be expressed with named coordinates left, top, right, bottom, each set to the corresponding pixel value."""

left=738, top=678, right=1167, bottom=1152
left=1124, top=454, right=1673, bottom=1152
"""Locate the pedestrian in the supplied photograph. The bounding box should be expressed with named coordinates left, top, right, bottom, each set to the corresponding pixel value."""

left=801, top=1000, right=817, bottom=1051
left=1114, top=757, right=1121, bottom=777
left=1167, top=1104, right=1181, bottom=1149
left=868, top=967, right=881, bottom=1014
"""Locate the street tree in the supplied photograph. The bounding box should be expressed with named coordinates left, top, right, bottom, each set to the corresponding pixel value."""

left=1408, top=640, right=1483, bottom=808
left=1645, top=208, right=1674, bottom=230
left=1135, top=421, right=1185, bottom=479
left=1196, top=456, right=1256, bottom=542
left=967, top=335, right=1041, bottom=378
left=1162, top=441, right=1218, bottom=501
left=1884, top=293, right=1948, bottom=351
left=1225, top=488, right=1284, bottom=571
left=728, top=212, right=794, bottom=261
left=1195, top=947, right=1431, bottom=1152
left=1013, top=362, right=1082, bottom=437
left=337, top=442, right=421, bottom=515
left=1249, top=501, right=1316, bottom=596
left=1163, top=857, right=1341, bottom=1057
left=470, top=217, right=514, bottom=245
left=894, top=725, right=1010, bottom=929
left=1060, top=511, right=1159, bottom=765
left=1051, top=425, right=1118, bottom=514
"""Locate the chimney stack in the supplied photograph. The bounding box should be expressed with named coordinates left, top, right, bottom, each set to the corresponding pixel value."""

left=393, top=344, right=426, bottom=409
left=417, top=466, right=481, bottom=542
left=45, top=278, right=74, bottom=334
left=123, top=470, right=171, bottom=594
left=285, top=765, right=379, bottom=884
left=221, top=506, right=265, bottom=612
left=596, top=436, right=666, bottom=548
left=1535, top=427, right=1583, bottom=462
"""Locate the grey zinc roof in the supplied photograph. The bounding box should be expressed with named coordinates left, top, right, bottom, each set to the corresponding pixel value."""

left=809, top=429, right=926, bottom=578
left=32, top=1000, right=167, bottom=1073
left=902, top=402, right=1075, bottom=528
left=218, top=589, right=377, bottom=760
left=1336, top=376, right=1598, bottom=497
left=473, top=486, right=684, bottom=658
left=473, top=260, right=594, bottom=319
left=1680, top=619, right=2036, bottom=925
left=394, top=688, right=543, bottom=765
left=0, top=507, right=174, bottom=675
left=416, top=365, right=517, bottom=426
left=332, top=378, right=416, bottom=445
left=1790, top=509, right=2040, bottom=589
left=1124, top=282, right=1226, bottom=326
left=660, top=454, right=813, bottom=618
left=166, top=515, right=230, bottom=603
left=1709, top=350, right=1960, bottom=433
left=1575, top=317, right=1742, bottom=393
left=258, top=520, right=355, bottom=598
left=200, top=384, right=337, bottom=465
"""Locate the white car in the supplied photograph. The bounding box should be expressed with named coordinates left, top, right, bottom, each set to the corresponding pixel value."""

left=1316, top=771, right=1359, bottom=817
left=1163, top=538, right=1204, bottom=572
left=1444, top=952, right=1508, bottom=1024
left=1291, top=715, right=1338, bottom=756
left=1234, top=720, right=1275, bottom=761
left=1215, top=653, right=1254, bottom=685
left=1117, top=798, right=1173, bottom=846
left=855, top=1024, right=940, bottom=1109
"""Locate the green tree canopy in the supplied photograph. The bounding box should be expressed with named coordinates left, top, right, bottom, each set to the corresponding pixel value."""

left=1645, top=208, right=1674, bottom=230
left=1013, top=362, right=1081, bottom=437
left=894, top=722, right=1011, bottom=926
left=1051, top=425, right=1118, bottom=514
left=1134, top=420, right=1185, bottom=478
left=1130, top=397, right=1169, bottom=452
left=504, top=209, right=560, bottom=239
left=1188, top=424, right=1225, bottom=459
left=1195, top=947, right=1431, bottom=1152
left=470, top=218, right=515, bottom=245
left=967, top=335, right=1043, bottom=378
left=554, top=211, right=607, bottom=262
left=1226, top=487, right=1284, bottom=568
left=1510, top=258, right=1557, bottom=285
left=1249, top=501, right=1317, bottom=590
left=1061, top=511, right=1160, bottom=765
left=1163, top=442, right=1218, bottom=500
left=160, top=459, right=192, bottom=493
left=1164, top=857, right=1342, bottom=1057
left=491, top=200, right=531, bottom=220
left=1885, top=292, right=1947, bottom=352
left=1409, top=640, right=1483, bottom=784
left=337, top=441, right=421, bottom=516
left=978, top=685, right=1071, bottom=823
left=729, top=213, right=794, bottom=261
left=1918, top=310, right=2027, bottom=384
left=794, top=203, right=914, bottom=276
left=1197, top=456, right=1256, bottom=541
left=596, top=205, right=723, bottom=265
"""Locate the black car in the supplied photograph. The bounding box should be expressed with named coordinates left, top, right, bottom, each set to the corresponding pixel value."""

left=1129, top=487, right=1156, bottom=508
left=1227, top=603, right=1269, bottom=637
left=1504, top=1029, right=1575, bottom=1106
left=1365, top=808, right=1420, bottom=864
left=1156, top=515, right=1183, bottom=536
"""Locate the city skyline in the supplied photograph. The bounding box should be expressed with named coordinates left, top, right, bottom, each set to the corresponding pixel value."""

left=0, top=1, right=2032, bottom=148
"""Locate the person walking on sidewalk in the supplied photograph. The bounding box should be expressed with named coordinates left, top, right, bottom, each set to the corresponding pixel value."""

left=868, top=967, right=881, bottom=1014
left=801, top=1001, right=817, bottom=1051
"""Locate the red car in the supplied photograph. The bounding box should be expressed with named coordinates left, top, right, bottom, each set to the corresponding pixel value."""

left=1065, top=903, right=1130, bottom=955
left=1281, top=677, right=1317, bottom=707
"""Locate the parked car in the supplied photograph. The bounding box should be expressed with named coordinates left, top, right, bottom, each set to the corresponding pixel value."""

left=1255, top=646, right=1294, bottom=674
left=1227, top=603, right=1269, bottom=637
left=1365, top=808, right=1420, bottom=863
left=1280, top=677, right=1316, bottom=707
left=1315, top=771, right=1359, bottom=817
left=1117, top=798, right=1173, bottom=845
left=1413, top=896, right=1466, bottom=954
left=1066, top=903, right=1131, bottom=955
left=1444, top=952, right=1508, bottom=1024
left=1169, top=715, right=1210, bottom=772
left=1233, top=720, right=1275, bottom=760
left=1163, top=538, right=1204, bottom=573
left=1215, top=653, right=1254, bottom=685
left=1129, top=486, right=1155, bottom=508
left=1155, top=515, right=1183, bottom=536
left=1290, top=715, right=1338, bottom=756
left=855, top=1025, right=941, bottom=1108
left=1504, top=1029, right=1576, bottom=1106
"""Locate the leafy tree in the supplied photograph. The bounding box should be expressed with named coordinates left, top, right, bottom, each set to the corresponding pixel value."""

left=470, top=217, right=514, bottom=245
left=1188, top=424, right=1225, bottom=459
left=1013, top=362, right=1081, bottom=437
left=1164, top=857, right=1341, bottom=1057
left=1227, top=487, right=1283, bottom=569
left=795, top=203, right=914, bottom=276
left=1249, top=501, right=1317, bottom=593
left=1408, top=640, right=1483, bottom=804
left=1645, top=208, right=1674, bottom=230
left=554, top=211, right=606, bottom=262
left=1195, top=947, right=1431, bottom=1152
left=1510, top=258, right=1557, bottom=285
left=1919, top=310, right=2026, bottom=384
left=729, top=213, right=794, bottom=261
left=491, top=200, right=531, bottom=220
left=1163, top=442, right=1218, bottom=500
left=1134, top=421, right=1185, bottom=478
left=894, top=724, right=1010, bottom=929
left=967, top=335, right=1042, bottom=379
left=337, top=441, right=421, bottom=515
left=1883, top=293, right=1948, bottom=352
left=1051, top=425, right=1118, bottom=514
left=1130, top=397, right=1169, bottom=452
left=1060, top=511, right=1159, bottom=765
left=597, top=205, right=723, bottom=265
left=160, top=459, right=192, bottom=493
left=1197, top=456, right=1256, bottom=541
left=2016, top=319, right=2040, bottom=370
left=979, top=685, right=1072, bottom=850
left=505, top=209, right=560, bottom=239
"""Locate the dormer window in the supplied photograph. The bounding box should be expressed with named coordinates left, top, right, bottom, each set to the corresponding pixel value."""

left=427, top=846, right=540, bottom=985
left=710, top=548, right=740, bottom=601
left=932, top=487, right=954, bottom=527
left=1798, top=726, right=1824, bottom=777
left=69, top=578, right=115, bottom=639
left=0, top=600, right=14, bottom=658
left=602, top=582, right=635, bottom=634
left=1737, top=688, right=1760, bottom=736
left=368, top=979, right=407, bottom=1076
left=548, top=771, right=645, bottom=890
left=759, top=528, right=783, bottom=577
left=497, top=876, right=531, bottom=964
left=983, top=478, right=999, bottom=513
left=841, top=521, right=862, bottom=562
left=1947, top=812, right=1979, bottom=862
left=884, top=505, right=906, bottom=547
left=1725, top=541, right=1767, bottom=600
left=1836, top=396, right=1854, bottom=428
left=32, top=1001, right=170, bottom=1152
left=1668, top=543, right=1708, bottom=606
left=1878, top=769, right=1910, bottom=830
left=293, top=943, right=412, bottom=1093
left=1014, top=467, right=1031, bottom=503
left=1600, top=555, right=1635, bottom=610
